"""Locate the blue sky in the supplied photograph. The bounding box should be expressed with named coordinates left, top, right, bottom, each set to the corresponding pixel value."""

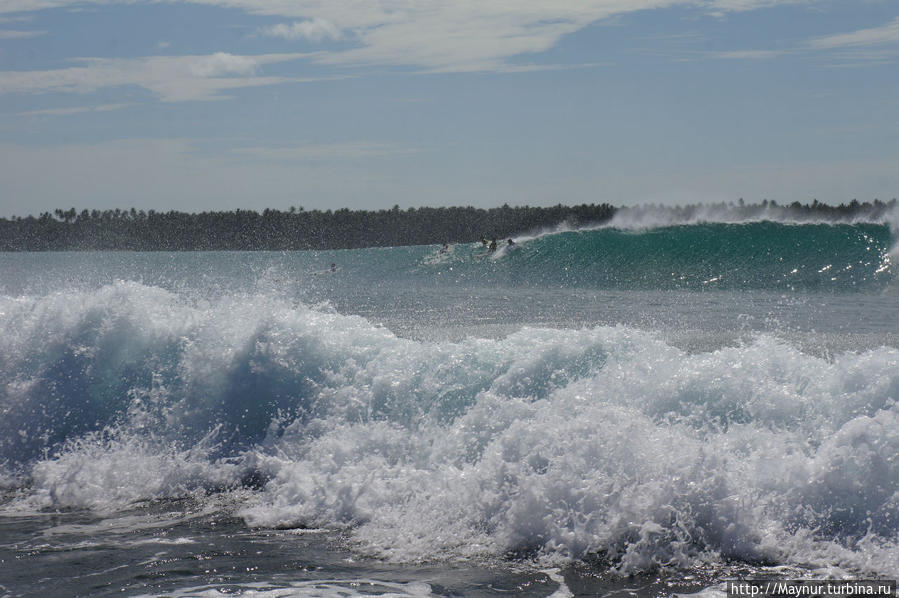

left=0, top=0, right=897, bottom=216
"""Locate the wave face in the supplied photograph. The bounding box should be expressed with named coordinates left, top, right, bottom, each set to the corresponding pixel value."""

left=2, top=281, right=898, bottom=577
left=422, top=222, right=893, bottom=291
left=0, top=222, right=892, bottom=296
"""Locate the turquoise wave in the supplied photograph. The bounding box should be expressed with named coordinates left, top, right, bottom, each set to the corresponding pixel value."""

left=419, top=222, right=894, bottom=291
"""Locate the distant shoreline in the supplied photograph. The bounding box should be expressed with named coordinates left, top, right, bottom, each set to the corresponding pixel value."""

left=0, top=200, right=894, bottom=251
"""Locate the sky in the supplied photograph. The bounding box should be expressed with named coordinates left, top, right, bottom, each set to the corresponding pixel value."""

left=0, top=0, right=897, bottom=216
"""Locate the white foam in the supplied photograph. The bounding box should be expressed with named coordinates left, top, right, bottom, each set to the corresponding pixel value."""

left=541, top=568, right=574, bottom=598
left=605, top=203, right=899, bottom=231
left=131, top=579, right=434, bottom=598
left=26, top=433, right=240, bottom=511
left=238, top=327, right=899, bottom=576
left=3, top=283, right=898, bottom=576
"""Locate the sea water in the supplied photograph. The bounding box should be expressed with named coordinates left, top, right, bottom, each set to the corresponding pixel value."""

left=1, top=216, right=898, bottom=597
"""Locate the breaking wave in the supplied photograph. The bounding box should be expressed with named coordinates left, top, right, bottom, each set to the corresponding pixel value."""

left=426, top=221, right=893, bottom=291
left=2, top=282, right=898, bottom=577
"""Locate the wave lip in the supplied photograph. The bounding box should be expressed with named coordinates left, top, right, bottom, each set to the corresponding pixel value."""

left=604, top=202, right=899, bottom=230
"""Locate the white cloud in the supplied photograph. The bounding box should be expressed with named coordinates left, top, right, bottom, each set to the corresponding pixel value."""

left=311, top=1, right=687, bottom=71
left=259, top=18, right=343, bottom=43
left=0, top=52, right=317, bottom=101
left=712, top=49, right=786, bottom=59
left=0, top=0, right=68, bottom=13
left=187, top=51, right=258, bottom=77
left=807, top=17, right=899, bottom=50
left=213, top=0, right=825, bottom=71
left=17, top=102, right=131, bottom=116
left=700, top=15, right=899, bottom=63
left=232, top=142, right=421, bottom=161
left=704, top=0, right=811, bottom=16
left=0, top=29, right=45, bottom=38
left=0, top=0, right=827, bottom=72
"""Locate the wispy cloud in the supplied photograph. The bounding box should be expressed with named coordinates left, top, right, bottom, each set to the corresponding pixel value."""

left=658, top=13, right=899, bottom=63
left=802, top=17, right=899, bottom=65
left=0, top=0, right=78, bottom=13
left=807, top=17, right=899, bottom=50
left=0, top=15, right=34, bottom=23
left=186, top=51, right=258, bottom=77
left=259, top=18, right=343, bottom=43
left=0, top=29, right=45, bottom=38
left=712, top=49, right=787, bottom=59
left=17, top=102, right=131, bottom=117
left=0, top=0, right=827, bottom=72
left=313, top=3, right=665, bottom=72
left=0, top=52, right=319, bottom=102
left=704, top=0, right=812, bottom=17
left=232, top=141, right=422, bottom=161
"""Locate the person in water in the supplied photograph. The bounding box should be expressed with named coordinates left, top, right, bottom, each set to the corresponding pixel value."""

left=439, top=243, right=449, bottom=254
left=507, top=238, right=515, bottom=246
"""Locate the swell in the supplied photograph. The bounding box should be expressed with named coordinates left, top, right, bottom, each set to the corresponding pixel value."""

left=0, top=222, right=892, bottom=297
left=424, top=222, right=893, bottom=291
left=1, top=283, right=898, bottom=577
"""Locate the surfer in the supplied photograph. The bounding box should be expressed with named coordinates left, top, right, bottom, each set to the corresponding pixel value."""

left=312, top=263, right=338, bottom=275
left=507, top=238, right=515, bottom=246
left=439, top=243, right=449, bottom=254
left=488, top=238, right=497, bottom=252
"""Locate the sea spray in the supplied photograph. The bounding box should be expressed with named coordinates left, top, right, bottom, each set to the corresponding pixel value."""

left=605, top=203, right=899, bottom=230
left=3, top=281, right=897, bottom=576
left=2, top=219, right=898, bottom=594
left=240, top=330, right=899, bottom=575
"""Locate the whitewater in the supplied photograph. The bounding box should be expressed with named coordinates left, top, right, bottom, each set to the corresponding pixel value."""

left=1, top=216, right=897, bottom=597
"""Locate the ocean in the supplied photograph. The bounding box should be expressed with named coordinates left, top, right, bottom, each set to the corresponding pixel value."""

left=1, top=213, right=898, bottom=597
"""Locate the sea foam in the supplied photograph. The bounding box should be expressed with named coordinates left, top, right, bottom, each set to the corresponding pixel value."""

left=2, top=282, right=898, bottom=576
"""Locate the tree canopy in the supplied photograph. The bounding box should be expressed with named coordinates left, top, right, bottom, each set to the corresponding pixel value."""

left=0, top=200, right=893, bottom=251
left=0, top=203, right=616, bottom=251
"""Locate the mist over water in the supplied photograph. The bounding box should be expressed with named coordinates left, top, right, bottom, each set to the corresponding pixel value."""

left=1, top=217, right=898, bottom=596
